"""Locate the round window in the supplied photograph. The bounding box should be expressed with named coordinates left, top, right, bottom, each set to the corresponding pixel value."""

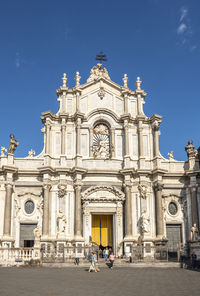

left=168, top=202, right=178, bottom=215
left=25, top=200, right=35, bottom=214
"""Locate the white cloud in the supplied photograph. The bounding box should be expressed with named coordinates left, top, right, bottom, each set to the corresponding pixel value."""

left=15, top=52, right=20, bottom=68
left=180, top=7, right=188, bottom=22
left=190, top=45, right=197, bottom=52
left=176, top=6, right=197, bottom=52
left=177, top=23, right=187, bottom=34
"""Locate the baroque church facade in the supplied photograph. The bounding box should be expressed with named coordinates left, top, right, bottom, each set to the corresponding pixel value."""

left=0, top=64, right=200, bottom=259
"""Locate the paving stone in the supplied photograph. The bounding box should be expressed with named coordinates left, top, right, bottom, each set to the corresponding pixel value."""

left=0, top=267, right=199, bottom=296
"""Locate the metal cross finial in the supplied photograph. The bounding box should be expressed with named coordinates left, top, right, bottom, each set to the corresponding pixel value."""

left=96, top=51, right=107, bottom=64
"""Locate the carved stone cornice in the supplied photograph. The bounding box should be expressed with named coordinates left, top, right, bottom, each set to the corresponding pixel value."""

left=2, top=166, right=18, bottom=174
left=18, top=191, right=42, bottom=197
left=38, top=166, right=55, bottom=175
left=41, top=111, right=59, bottom=124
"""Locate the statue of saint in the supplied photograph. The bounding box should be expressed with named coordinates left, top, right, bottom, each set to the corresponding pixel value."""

left=141, top=211, right=150, bottom=233
left=57, top=210, right=67, bottom=236
left=190, top=224, right=199, bottom=241
left=8, top=134, right=19, bottom=154
left=33, top=225, right=41, bottom=248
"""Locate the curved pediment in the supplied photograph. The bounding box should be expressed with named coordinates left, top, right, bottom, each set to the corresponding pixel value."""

left=81, top=186, right=125, bottom=202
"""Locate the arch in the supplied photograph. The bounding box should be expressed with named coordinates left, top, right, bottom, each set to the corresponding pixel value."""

left=86, top=108, right=120, bottom=126
left=81, top=185, right=125, bottom=202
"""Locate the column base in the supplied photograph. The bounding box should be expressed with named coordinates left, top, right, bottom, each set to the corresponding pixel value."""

left=124, top=237, right=134, bottom=257
left=73, top=235, right=84, bottom=242
left=73, top=240, right=85, bottom=258
left=1, top=236, right=15, bottom=248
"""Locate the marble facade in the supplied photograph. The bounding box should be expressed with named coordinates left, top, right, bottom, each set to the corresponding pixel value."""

left=0, top=64, right=200, bottom=259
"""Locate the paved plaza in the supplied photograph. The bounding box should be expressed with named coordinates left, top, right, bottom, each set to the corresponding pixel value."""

left=0, top=267, right=199, bottom=296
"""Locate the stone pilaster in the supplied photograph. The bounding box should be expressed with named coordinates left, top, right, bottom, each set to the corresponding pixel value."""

left=153, top=123, right=160, bottom=157
left=137, top=93, right=142, bottom=115
left=42, top=184, right=51, bottom=236
left=124, top=184, right=133, bottom=238
left=138, top=123, right=143, bottom=158
left=76, top=92, right=80, bottom=112
left=76, top=118, right=81, bottom=155
left=154, top=182, right=164, bottom=238
left=45, top=124, right=51, bottom=154
left=61, top=123, right=66, bottom=155
left=124, top=94, right=128, bottom=114
left=111, top=128, right=115, bottom=158
left=124, top=120, right=129, bottom=156
left=3, top=183, right=13, bottom=236
left=190, top=185, right=199, bottom=228
left=74, top=184, right=83, bottom=239
left=89, top=128, right=93, bottom=157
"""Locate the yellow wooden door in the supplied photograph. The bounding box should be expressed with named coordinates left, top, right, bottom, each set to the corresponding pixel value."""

left=101, top=215, right=108, bottom=247
left=92, top=215, right=113, bottom=247
left=91, top=215, right=100, bottom=245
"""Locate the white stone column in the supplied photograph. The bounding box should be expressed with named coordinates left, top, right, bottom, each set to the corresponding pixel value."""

left=125, top=185, right=133, bottom=238
left=190, top=185, right=199, bottom=228
left=74, top=184, right=82, bottom=238
left=3, top=183, right=13, bottom=236
left=89, top=128, right=93, bottom=157
left=42, top=184, right=51, bottom=236
left=154, top=183, right=164, bottom=238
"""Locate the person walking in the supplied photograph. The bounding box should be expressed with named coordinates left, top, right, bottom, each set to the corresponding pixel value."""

left=109, top=252, right=115, bottom=269
left=104, top=247, right=109, bottom=262
left=94, top=252, right=100, bottom=272
left=88, top=252, right=96, bottom=272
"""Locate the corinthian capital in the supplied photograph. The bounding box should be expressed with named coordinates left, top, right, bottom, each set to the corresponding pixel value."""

left=153, top=182, right=163, bottom=192
left=43, top=184, right=52, bottom=191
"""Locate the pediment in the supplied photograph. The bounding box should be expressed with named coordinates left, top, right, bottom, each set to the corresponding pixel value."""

left=81, top=185, right=125, bottom=202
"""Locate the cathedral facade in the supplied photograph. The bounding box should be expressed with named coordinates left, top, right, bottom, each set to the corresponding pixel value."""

left=0, top=64, right=200, bottom=260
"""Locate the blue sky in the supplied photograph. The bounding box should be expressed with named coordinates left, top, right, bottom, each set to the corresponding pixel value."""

left=0, top=0, right=199, bottom=160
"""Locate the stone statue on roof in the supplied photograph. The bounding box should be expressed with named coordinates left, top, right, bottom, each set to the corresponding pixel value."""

left=87, top=64, right=110, bottom=82
left=8, top=134, right=19, bottom=155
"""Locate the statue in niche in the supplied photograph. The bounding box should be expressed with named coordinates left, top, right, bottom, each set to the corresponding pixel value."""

left=33, top=225, right=41, bottom=247
left=8, top=134, right=19, bottom=154
left=141, top=211, right=150, bottom=234
left=190, top=224, right=199, bottom=241
left=138, top=184, right=147, bottom=199
left=93, top=124, right=110, bottom=159
left=57, top=209, right=67, bottom=235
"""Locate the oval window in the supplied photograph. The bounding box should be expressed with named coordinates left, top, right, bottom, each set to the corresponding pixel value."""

left=168, top=202, right=178, bottom=215
left=25, top=200, right=35, bottom=214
